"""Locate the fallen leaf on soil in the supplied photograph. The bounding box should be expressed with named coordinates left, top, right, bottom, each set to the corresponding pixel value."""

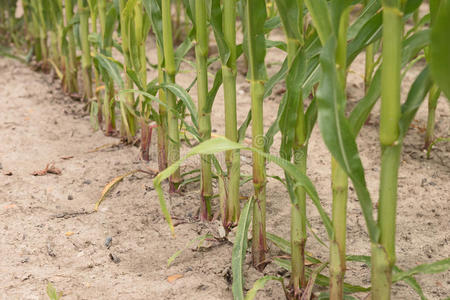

left=32, top=163, right=62, bottom=176
left=95, top=169, right=158, bottom=211
left=65, top=231, right=74, bottom=237
left=167, top=274, right=183, bottom=283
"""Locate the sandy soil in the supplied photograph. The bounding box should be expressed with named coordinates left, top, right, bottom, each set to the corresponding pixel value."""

left=0, top=29, right=449, bottom=300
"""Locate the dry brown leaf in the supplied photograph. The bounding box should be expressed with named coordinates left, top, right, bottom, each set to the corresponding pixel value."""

left=167, top=274, right=183, bottom=283
left=65, top=231, right=74, bottom=237
left=32, top=163, right=61, bottom=176
left=94, top=169, right=158, bottom=211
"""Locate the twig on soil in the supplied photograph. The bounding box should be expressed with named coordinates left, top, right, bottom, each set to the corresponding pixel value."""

left=51, top=210, right=94, bottom=219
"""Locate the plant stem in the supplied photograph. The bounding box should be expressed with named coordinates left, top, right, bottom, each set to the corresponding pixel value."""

left=98, top=0, right=115, bottom=135
left=65, top=0, right=78, bottom=94
left=132, top=0, right=150, bottom=161
left=222, top=0, right=240, bottom=227
left=365, top=43, right=375, bottom=93
left=424, top=84, right=440, bottom=149
left=251, top=80, right=267, bottom=270
left=372, top=1, right=402, bottom=298
left=245, top=0, right=268, bottom=270
left=162, top=0, right=181, bottom=191
left=119, top=0, right=137, bottom=141
left=195, top=0, right=213, bottom=220
left=78, top=0, right=93, bottom=100
left=329, top=7, right=350, bottom=300
left=90, top=2, right=103, bottom=126
left=156, top=44, right=168, bottom=172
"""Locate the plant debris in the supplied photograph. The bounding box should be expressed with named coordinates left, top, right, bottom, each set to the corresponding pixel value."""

left=32, top=163, right=62, bottom=176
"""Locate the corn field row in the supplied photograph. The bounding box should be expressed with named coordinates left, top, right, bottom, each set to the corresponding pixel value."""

left=1, top=0, right=449, bottom=299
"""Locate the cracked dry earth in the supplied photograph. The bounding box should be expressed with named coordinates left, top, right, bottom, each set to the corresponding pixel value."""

left=0, top=50, right=449, bottom=300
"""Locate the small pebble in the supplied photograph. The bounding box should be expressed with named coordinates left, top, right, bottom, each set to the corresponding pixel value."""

left=83, top=179, right=91, bottom=185
left=109, top=253, right=120, bottom=264
left=105, top=237, right=112, bottom=249
left=68, top=195, right=74, bottom=200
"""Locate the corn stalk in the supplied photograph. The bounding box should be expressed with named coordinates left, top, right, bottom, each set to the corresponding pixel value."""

left=244, top=0, right=268, bottom=270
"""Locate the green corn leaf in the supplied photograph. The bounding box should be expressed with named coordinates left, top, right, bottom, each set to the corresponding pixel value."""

left=210, top=0, right=230, bottom=65
left=347, top=12, right=382, bottom=66
left=263, top=57, right=288, bottom=99
left=346, top=255, right=427, bottom=299
left=402, top=29, right=430, bottom=67
left=243, top=0, right=268, bottom=81
left=238, top=110, right=252, bottom=143
left=317, top=37, right=378, bottom=242
left=153, top=137, right=333, bottom=238
left=349, top=69, right=381, bottom=134
left=404, top=0, right=424, bottom=15
left=264, top=94, right=285, bottom=152
left=273, top=258, right=369, bottom=293
left=304, top=0, right=332, bottom=45
left=244, top=276, right=285, bottom=300
left=167, top=234, right=212, bottom=266
left=347, top=0, right=381, bottom=40
left=266, top=232, right=322, bottom=264
left=206, top=68, right=223, bottom=112
left=174, top=34, right=195, bottom=71
left=430, top=0, right=450, bottom=98
left=160, top=82, right=199, bottom=129
left=94, top=53, right=124, bottom=88
left=263, top=16, right=282, bottom=33
left=393, top=258, right=450, bottom=283
left=279, top=48, right=307, bottom=159
left=143, top=0, right=164, bottom=50
left=275, top=0, right=302, bottom=42
left=103, top=5, right=117, bottom=49
left=232, top=197, right=254, bottom=300
left=303, top=262, right=329, bottom=300
left=399, top=67, right=432, bottom=139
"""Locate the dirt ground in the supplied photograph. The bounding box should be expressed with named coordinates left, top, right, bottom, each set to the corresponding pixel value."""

left=1, top=28, right=449, bottom=300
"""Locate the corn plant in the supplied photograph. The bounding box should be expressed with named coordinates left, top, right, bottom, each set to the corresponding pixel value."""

left=64, top=0, right=79, bottom=94
left=275, top=0, right=309, bottom=293
left=97, top=0, right=117, bottom=135
left=243, top=0, right=268, bottom=270
left=194, top=0, right=213, bottom=220
left=118, top=0, right=137, bottom=141
left=210, top=0, right=241, bottom=228
left=78, top=0, right=94, bottom=100
left=162, top=0, right=182, bottom=191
